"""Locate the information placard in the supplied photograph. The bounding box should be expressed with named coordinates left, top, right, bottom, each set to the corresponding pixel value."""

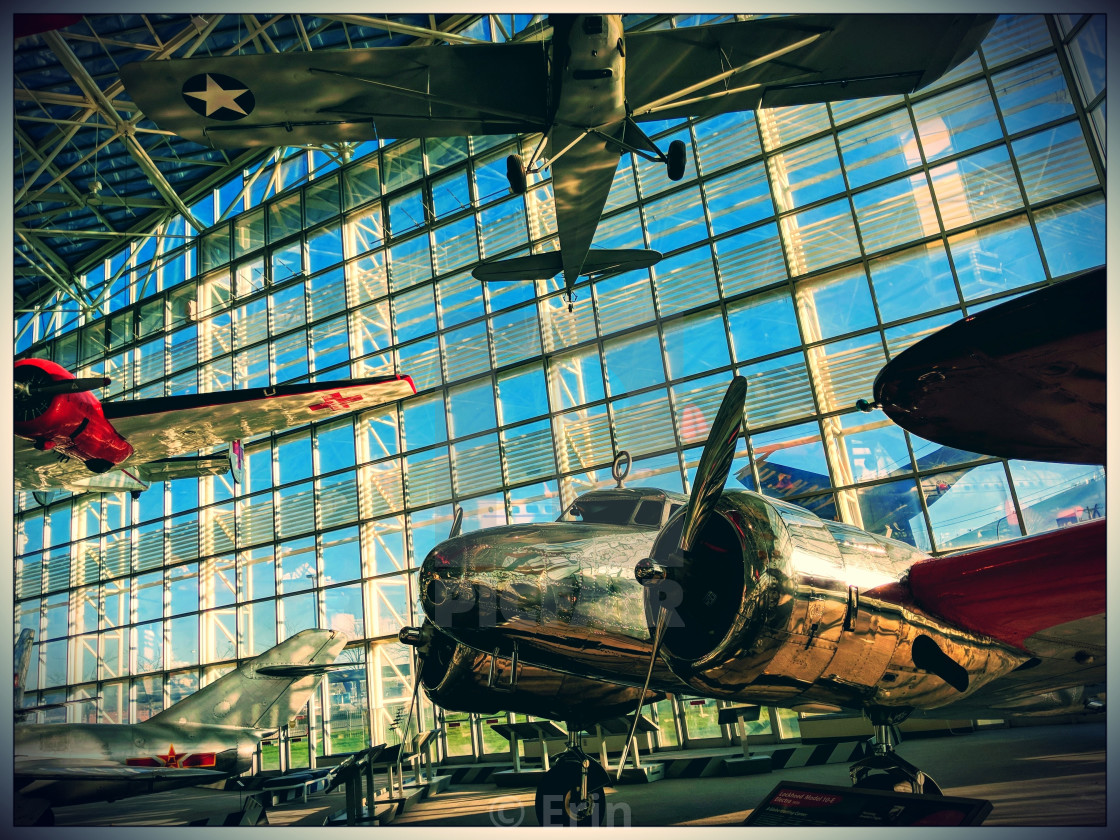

left=744, top=780, right=992, bottom=827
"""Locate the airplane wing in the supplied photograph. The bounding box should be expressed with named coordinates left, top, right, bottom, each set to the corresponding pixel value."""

left=865, top=519, right=1106, bottom=716
left=625, top=14, right=996, bottom=121
left=119, top=42, right=550, bottom=148
left=899, top=518, right=1106, bottom=652
left=13, top=375, right=415, bottom=491
left=13, top=756, right=228, bottom=783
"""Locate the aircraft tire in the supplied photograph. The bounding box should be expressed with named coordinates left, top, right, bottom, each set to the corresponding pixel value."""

left=534, top=760, right=606, bottom=827
left=666, top=140, right=687, bottom=181
left=506, top=154, right=528, bottom=194
left=853, top=769, right=943, bottom=796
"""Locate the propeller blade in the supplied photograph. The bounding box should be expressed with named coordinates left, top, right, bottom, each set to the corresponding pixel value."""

left=615, top=606, right=669, bottom=780
left=15, top=376, right=110, bottom=400
left=449, top=506, right=464, bottom=539
left=617, top=376, right=748, bottom=780
left=676, top=376, right=747, bottom=554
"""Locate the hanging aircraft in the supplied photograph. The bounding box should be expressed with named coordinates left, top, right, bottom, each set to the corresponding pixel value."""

left=859, top=266, right=1107, bottom=466
left=399, top=376, right=1105, bottom=825
left=14, top=628, right=347, bottom=826
left=119, top=13, right=996, bottom=307
left=12, top=357, right=415, bottom=497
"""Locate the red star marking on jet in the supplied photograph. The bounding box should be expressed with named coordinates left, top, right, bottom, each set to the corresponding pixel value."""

left=158, top=744, right=182, bottom=768
left=309, top=392, right=364, bottom=412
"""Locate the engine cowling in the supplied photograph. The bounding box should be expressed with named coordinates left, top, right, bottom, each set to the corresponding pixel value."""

left=650, top=490, right=1029, bottom=713
left=405, top=621, right=662, bottom=730
left=13, top=358, right=133, bottom=472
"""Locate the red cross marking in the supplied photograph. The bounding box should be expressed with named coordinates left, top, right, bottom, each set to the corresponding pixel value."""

left=309, top=392, right=364, bottom=412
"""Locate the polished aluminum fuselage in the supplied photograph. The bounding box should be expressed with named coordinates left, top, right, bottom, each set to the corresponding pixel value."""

left=420, top=489, right=1035, bottom=718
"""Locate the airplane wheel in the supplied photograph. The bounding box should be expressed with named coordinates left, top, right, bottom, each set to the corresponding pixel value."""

left=666, top=139, right=687, bottom=181
left=534, top=760, right=605, bottom=827
left=854, top=770, right=942, bottom=796
left=506, top=154, right=528, bottom=194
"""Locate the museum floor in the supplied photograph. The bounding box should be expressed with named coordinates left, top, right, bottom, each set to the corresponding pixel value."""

left=47, top=720, right=1106, bottom=827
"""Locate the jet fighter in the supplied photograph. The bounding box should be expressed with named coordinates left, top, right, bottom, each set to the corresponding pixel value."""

left=14, top=628, right=347, bottom=826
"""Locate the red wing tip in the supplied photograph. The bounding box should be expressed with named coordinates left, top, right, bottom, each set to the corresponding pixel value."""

left=400, top=375, right=417, bottom=394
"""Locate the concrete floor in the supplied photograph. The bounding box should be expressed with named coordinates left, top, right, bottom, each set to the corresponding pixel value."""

left=44, top=721, right=1106, bottom=828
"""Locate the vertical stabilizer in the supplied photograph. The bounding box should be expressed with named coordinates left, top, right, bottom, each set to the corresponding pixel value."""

left=147, top=628, right=346, bottom=730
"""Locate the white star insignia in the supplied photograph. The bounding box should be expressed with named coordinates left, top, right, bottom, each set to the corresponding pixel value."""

left=185, top=75, right=250, bottom=117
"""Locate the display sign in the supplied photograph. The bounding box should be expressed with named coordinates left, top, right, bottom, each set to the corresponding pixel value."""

left=744, top=781, right=992, bottom=827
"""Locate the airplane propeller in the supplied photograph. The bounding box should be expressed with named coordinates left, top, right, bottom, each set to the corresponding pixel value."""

left=13, top=368, right=111, bottom=421
left=616, top=375, right=748, bottom=777
left=396, top=505, right=464, bottom=770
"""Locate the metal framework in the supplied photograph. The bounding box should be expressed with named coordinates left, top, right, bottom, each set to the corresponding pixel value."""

left=13, top=12, right=576, bottom=317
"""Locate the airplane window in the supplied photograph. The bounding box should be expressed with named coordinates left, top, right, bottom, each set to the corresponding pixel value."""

left=563, top=498, right=640, bottom=525
left=634, top=500, right=663, bottom=527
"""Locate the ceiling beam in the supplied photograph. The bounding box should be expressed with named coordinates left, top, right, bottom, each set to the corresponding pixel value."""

left=41, top=30, right=206, bottom=233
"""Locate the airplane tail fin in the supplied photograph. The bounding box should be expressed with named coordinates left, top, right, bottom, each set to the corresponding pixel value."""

left=472, top=248, right=662, bottom=282
left=147, top=629, right=346, bottom=731
left=229, top=440, right=245, bottom=486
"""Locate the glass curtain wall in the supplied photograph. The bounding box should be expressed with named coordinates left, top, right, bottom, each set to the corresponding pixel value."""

left=13, top=14, right=1106, bottom=758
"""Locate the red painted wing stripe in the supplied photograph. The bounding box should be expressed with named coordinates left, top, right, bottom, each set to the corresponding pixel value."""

left=902, top=519, right=1105, bottom=650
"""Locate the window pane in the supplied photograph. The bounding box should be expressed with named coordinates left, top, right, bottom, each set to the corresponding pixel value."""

left=1034, top=194, right=1105, bottom=278
left=1012, top=123, right=1099, bottom=204
left=662, top=308, right=729, bottom=380
left=715, top=224, right=789, bottom=297
left=767, top=135, right=845, bottom=213
left=869, top=242, right=959, bottom=323
left=448, top=378, right=497, bottom=439
left=780, top=198, right=860, bottom=276
left=603, top=329, right=665, bottom=396
left=752, top=421, right=830, bottom=499
left=931, top=145, right=1023, bottom=229
left=853, top=174, right=940, bottom=255
left=651, top=246, right=719, bottom=317
left=838, top=107, right=919, bottom=189
left=740, top=351, right=815, bottom=428
left=912, top=79, right=1003, bottom=162
left=549, top=346, right=605, bottom=410
left=948, top=215, right=1045, bottom=300
left=1008, top=461, right=1106, bottom=535
left=795, top=265, right=877, bottom=342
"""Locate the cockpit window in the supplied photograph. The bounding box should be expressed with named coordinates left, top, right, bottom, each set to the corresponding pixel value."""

left=634, top=500, right=663, bottom=527
left=561, top=498, right=640, bottom=525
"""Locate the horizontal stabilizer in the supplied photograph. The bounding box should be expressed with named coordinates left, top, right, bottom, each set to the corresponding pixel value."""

left=472, top=249, right=662, bottom=282
left=138, top=453, right=232, bottom=483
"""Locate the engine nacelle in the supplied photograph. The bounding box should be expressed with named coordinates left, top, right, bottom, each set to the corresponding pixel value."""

left=14, top=358, right=133, bottom=473
left=409, top=621, right=662, bottom=730
left=653, top=491, right=1029, bottom=713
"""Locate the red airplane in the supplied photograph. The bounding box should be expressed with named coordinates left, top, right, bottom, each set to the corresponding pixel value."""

left=13, top=357, right=415, bottom=497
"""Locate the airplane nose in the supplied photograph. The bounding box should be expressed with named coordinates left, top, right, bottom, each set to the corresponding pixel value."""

left=421, top=543, right=469, bottom=608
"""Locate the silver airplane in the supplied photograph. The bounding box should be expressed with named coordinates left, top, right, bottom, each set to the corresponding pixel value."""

left=14, top=627, right=347, bottom=826
left=400, top=369, right=1105, bottom=825
left=119, top=13, right=995, bottom=307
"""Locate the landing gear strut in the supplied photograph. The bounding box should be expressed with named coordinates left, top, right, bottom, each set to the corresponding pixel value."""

left=849, top=708, right=942, bottom=795
left=535, top=730, right=610, bottom=826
